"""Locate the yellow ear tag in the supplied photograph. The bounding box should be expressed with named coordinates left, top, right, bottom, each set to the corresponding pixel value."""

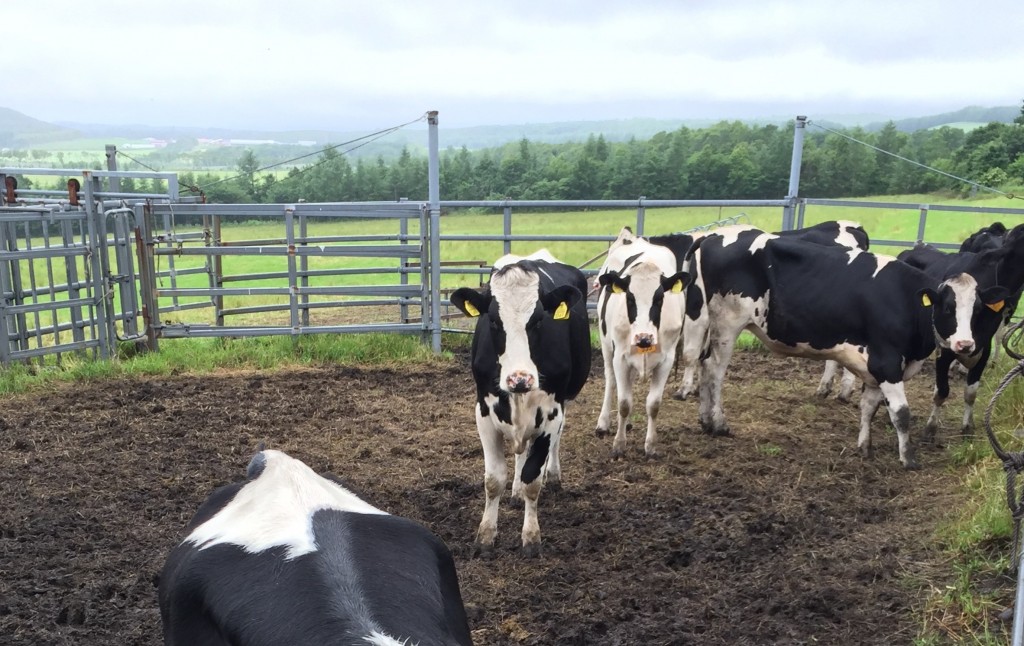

left=921, top=294, right=932, bottom=307
left=464, top=302, right=480, bottom=317
left=987, top=300, right=1006, bottom=313
left=611, top=284, right=625, bottom=294
left=553, top=302, right=570, bottom=320
left=671, top=280, right=683, bottom=293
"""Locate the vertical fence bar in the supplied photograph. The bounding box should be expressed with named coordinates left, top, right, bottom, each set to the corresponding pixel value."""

left=503, top=206, right=512, bottom=256
left=427, top=111, right=442, bottom=353
left=213, top=212, right=224, bottom=327
left=399, top=217, right=409, bottom=324
left=0, top=222, right=13, bottom=365
left=782, top=116, right=807, bottom=231
left=62, top=218, right=85, bottom=348
left=105, top=145, right=120, bottom=193
left=636, top=197, right=646, bottom=236
left=6, top=221, right=28, bottom=355
left=21, top=221, right=43, bottom=361
left=135, top=202, right=160, bottom=352
left=796, top=200, right=807, bottom=229
left=299, top=209, right=309, bottom=328
left=916, top=206, right=929, bottom=243
left=83, top=174, right=111, bottom=359
left=285, top=205, right=299, bottom=333
left=41, top=217, right=61, bottom=360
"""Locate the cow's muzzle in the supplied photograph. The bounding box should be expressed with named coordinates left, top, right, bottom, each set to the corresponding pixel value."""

left=952, top=339, right=975, bottom=354
left=506, top=371, right=536, bottom=393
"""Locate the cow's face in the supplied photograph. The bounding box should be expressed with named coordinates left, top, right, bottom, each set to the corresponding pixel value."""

left=600, top=262, right=689, bottom=352
left=451, top=267, right=581, bottom=394
left=927, top=273, right=1009, bottom=355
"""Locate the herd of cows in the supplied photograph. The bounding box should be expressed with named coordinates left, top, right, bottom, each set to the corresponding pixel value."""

left=155, top=219, right=1023, bottom=645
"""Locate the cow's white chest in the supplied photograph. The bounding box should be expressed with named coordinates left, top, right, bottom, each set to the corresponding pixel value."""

left=483, top=391, right=559, bottom=454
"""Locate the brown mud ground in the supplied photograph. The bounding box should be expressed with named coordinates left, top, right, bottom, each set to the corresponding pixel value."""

left=0, top=349, right=1004, bottom=645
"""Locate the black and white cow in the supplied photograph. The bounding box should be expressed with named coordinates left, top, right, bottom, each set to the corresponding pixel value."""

left=158, top=449, right=473, bottom=646
left=450, top=250, right=591, bottom=557
left=594, top=227, right=691, bottom=459
left=959, top=221, right=1008, bottom=253
left=689, top=227, right=998, bottom=469
left=897, top=224, right=1024, bottom=439
left=648, top=220, right=869, bottom=402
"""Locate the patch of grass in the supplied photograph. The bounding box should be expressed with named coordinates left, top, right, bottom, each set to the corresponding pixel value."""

left=755, top=442, right=783, bottom=457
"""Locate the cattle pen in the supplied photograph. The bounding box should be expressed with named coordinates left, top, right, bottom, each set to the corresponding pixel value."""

left=3, top=114, right=1024, bottom=645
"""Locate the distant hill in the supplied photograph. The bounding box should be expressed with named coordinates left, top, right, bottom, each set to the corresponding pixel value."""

left=0, top=107, right=80, bottom=147
left=1, top=104, right=1019, bottom=156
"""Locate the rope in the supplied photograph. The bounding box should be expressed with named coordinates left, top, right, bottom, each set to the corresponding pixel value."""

left=983, top=316, right=1024, bottom=571
left=806, top=120, right=1022, bottom=201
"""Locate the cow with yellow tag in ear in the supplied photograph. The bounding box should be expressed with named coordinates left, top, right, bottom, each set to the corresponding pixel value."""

left=594, top=227, right=691, bottom=460
left=449, top=249, right=591, bottom=559
left=898, top=224, right=1024, bottom=441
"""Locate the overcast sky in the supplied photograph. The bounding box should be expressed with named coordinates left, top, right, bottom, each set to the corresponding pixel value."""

left=5, top=0, right=1022, bottom=132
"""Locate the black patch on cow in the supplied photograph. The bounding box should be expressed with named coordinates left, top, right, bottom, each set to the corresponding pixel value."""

left=479, top=400, right=490, bottom=417
left=246, top=452, right=266, bottom=480
left=626, top=291, right=638, bottom=323
left=621, top=252, right=644, bottom=271
left=649, top=286, right=665, bottom=330
left=521, top=434, right=551, bottom=484
left=492, top=391, right=512, bottom=425
left=547, top=408, right=559, bottom=421
left=535, top=408, right=544, bottom=429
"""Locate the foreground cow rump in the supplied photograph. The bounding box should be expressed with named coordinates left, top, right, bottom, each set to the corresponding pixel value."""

left=158, top=449, right=473, bottom=646
left=690, top=227, right=995, bottom=469
left=595, top=227, right=691, bottom=459
left=450, top=250, right=591, bottom=557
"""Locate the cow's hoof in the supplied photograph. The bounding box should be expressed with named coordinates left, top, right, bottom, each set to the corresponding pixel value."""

left=671, top=390, right=687, bottom=401
left=645, top=450, right=661, bottom=461
left=815, top=387, right=831, bottom=399
left=472, top=542, right=495, bottom=560
left=507, top=495, right=523, bottom=509
left=545, top=479, right=563, bottom=493
left=960, top=425, right=975, bottom=438
left=595, top=427, right=610, bottom=438
left=902, top=459, right=921, bottom=471
left=625, top=422, right=634, bottom=433
left=610, top=447, right=625, bottom=460
left=836, top=393, right=852, bottom=404
left=858, top=444, right=873, bottom=459
left=521, top=542, right=542, bottom=559
left=920, top=427, right=938, bottom=445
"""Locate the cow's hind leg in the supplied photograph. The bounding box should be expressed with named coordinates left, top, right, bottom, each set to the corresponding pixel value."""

left=698, top=330, right=738, bottom=436
left=858, top=385, right=884, bottom=460
left=473, top=411, right=507, bottom=558
left=544, top=412, right=565, bottom=491
left=816, top=360, right=838, bottom=398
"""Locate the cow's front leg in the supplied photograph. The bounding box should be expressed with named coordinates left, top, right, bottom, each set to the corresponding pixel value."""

left=880, top=381, right=918, bottom=470
left=837, top=367, right=857, bottom=403
left=473, top=409, right=507, bottom=558
left=644, top=355, right=675, bottom=459
left=544, top=411, right=565, bottom=491
left=923, top=350, right=955, bottom=443
left=519, top=432, right=551, bottom=558
left=595, top=340, right=615, bottom=437
left=511, top=451, right=526, bottom=502
left=612, top=354, right=634, bottom=459
left=961, top=346, right=990, bottom=436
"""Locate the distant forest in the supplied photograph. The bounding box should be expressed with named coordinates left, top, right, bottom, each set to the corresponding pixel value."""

left=17, top=104, right=1024, bottom=205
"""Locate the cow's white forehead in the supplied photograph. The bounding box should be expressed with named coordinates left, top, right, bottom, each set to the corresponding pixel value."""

left=941, top=272, right=978, bottom=293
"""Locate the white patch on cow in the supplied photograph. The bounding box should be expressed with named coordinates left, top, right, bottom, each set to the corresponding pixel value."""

left=490, top=266, right=542, bottom=389
left=483, top=390, right=558, bottom=454
left=938, top=273, right=980, bottom=352
left=184, top=450, right=387, bottom=559
left=871, top=253, right=897, bottom=278
left=363, top=631, right=413, bottom=646
left=845, top=248, right=863, bottom=264
left=493, top=248, right=557, bottom=270
left=833, top=221, right=864, bottom=250
left=746, top=232, right=776, bottom=254
left=712, top=224, right=765, bottom=248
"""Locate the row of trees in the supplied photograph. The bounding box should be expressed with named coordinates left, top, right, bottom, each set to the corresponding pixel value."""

left=24, top=103, right=1024, bottom=204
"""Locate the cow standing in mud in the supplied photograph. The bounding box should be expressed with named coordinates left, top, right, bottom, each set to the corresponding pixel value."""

left=450, top=250, right=591, bottom=557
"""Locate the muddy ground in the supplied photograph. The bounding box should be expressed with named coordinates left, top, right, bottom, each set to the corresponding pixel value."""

left=0, top=348, right=1007, bottom=645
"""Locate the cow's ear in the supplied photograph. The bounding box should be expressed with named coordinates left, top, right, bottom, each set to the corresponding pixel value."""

left=918, top=288, right=937, bottom=308
left=661, top=271, right=691, bottom=294
left=542, top=285, right=582, bottom=320
left=450, top=287, right=490, bottom=318
left=979, top=285, right=1010, bottom=312
left=598, top=271, right=627, bottom=294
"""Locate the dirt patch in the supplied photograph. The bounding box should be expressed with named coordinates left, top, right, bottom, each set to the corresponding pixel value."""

left=0, top=349, right=993, bottom=645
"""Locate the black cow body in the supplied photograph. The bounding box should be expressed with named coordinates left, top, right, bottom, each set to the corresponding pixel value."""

left=960, top=221, right=1008, bottom=253
left=691, top=227, right=995, bottom=469
left=649, top=220, right=869, bottom=401
left=159, top=450, right=473, bottom=646
left=897, top=224, right=1024, bottom=438
left=450, top=250, right=591, bottom=557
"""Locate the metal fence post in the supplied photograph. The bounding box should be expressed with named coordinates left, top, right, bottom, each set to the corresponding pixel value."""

left=503, top=205, right=512, bottom=256
left=427, top=111, right=442, bottom=353
left=916, top=205, right=929, bottom=243
left=105, top=145, right=120, bottom=193
left=82, top=172, right=112, bottom=359
left=636, top=196, right=646, bottom=236
left=782, top=116, right=807, bottom=231
left=135, top=202, right=159, bottom=352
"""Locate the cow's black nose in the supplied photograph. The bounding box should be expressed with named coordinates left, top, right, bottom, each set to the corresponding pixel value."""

left=637, top=337, right=652, bottom=349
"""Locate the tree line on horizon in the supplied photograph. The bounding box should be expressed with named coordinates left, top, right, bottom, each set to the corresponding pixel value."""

left=19, top=103, right=1024, bottom=207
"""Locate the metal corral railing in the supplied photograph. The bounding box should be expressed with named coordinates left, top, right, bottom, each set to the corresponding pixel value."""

left=797, top=198, right=1024, bottom=250
left=0, top=167, right=186, bottom=365
left=134, top=200, right=434, bottom=350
